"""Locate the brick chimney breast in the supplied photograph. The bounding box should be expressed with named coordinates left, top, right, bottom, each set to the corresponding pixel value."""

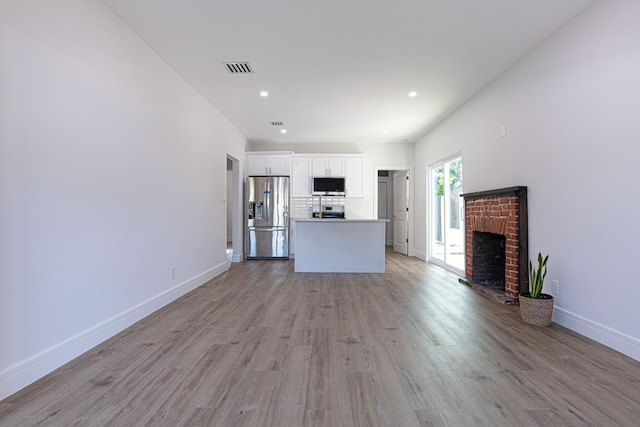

left=461, top=187, right=528, bottom=299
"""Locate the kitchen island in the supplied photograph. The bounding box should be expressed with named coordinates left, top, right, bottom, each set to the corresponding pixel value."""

left=294, top=219, right=388, bottom=273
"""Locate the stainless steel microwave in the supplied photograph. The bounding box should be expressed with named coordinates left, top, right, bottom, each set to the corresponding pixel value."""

left=312, top=177, right=345, bottom=195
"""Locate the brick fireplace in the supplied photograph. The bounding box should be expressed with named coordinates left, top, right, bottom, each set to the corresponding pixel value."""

left=460, top=187, right=528, bottom=303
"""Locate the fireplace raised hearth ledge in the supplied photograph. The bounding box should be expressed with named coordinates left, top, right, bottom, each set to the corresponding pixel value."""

left=460, top=186, right=528, bottom=304
left=458, top=277, right=519, bottom=304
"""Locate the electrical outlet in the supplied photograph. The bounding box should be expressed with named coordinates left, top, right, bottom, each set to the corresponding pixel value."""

left=501, top=125, right=506, bottom=137
left=552, top=279, right=559, bottom=295
left=170, top=266, right=175, bottom=280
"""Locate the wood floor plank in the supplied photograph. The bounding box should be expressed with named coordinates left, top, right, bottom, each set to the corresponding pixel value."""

left=1, top=250, right=639, bottom=426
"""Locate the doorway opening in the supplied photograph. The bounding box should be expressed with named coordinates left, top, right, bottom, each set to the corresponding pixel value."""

left=226, top=155, right=241, bottom=263
left=376, top=168, right=410, bottom=255
left=428, top=154, right=464, bottom=274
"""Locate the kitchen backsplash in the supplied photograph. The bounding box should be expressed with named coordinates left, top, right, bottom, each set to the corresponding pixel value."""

left=291, top=196, right=365, bottom=219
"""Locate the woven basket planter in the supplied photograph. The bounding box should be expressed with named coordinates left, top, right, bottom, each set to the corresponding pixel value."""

left=519, top=293, right=554, bottom=326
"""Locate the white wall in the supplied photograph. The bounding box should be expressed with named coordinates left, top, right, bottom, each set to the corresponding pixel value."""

left=414, top=0, right=640, bottom=359
left=0, top=0, right=246, bottom=398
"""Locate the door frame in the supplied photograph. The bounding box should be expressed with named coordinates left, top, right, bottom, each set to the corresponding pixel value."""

left=227, top=154, right=242, bottom=262
left=392, top=170, right=409, bottom=255
left=373, top=164, right=413, bottom=257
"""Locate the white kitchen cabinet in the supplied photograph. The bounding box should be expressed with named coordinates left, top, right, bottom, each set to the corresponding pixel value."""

left=246, top=152, right=292, bottom=176
left=293, top=154, right=365, bottom=197
left=312, top=157, right=345, bottom=177
left=291, top=156, right=313, bottom=197
left=345, top=156, right=365, bottom=197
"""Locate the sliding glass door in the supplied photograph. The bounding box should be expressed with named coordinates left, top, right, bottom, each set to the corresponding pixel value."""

left=429, top=155, right=464, bottom=274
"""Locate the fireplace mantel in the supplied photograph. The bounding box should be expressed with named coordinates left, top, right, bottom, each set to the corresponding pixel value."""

left=461, top=186, right=528, bottom=201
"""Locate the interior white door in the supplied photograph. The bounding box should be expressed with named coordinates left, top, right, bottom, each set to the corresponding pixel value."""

left=393, top=171, right=409, bottom=255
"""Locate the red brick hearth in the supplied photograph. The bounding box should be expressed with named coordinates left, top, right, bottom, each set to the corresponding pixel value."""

left=460, top=187, right=528, bottom=303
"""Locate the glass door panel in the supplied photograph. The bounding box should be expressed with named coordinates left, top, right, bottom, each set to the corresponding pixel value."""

left=431, top=165, right=445, bottom=263
left=429, top=156, right=464, bottom=274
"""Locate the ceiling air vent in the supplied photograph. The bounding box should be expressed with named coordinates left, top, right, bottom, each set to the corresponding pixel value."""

left=270, top=121, right=284, bottom=126
left=223, top=62, right=253, bottom=74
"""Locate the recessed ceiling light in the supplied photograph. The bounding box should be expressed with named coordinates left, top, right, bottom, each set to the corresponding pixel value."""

left=280, top=129, right=287, bottom=134
left=408, top=91, right=417, bottom=97
left=260, top=91, right=269, bottom=97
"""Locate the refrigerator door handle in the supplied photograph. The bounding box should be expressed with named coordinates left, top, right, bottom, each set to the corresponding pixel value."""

left=264, top=180, right=271, bottom=222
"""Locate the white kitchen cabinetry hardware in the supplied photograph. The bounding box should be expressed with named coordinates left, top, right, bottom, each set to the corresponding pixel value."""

left=312, top=157, right=345, bottom=177
left=246, top=152, right=292, bottom=176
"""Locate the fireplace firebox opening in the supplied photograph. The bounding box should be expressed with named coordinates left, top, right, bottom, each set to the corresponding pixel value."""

left=472, top=231, right=506, bottom=289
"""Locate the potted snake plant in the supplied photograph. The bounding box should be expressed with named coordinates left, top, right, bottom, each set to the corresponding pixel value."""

left=519, top=252, right=554, bottom=326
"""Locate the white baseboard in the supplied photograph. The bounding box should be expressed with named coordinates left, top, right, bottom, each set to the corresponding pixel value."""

left=414, top=250, right=427, bottom=261
left=0, top=262, right=229, bottom=400
left=553, top=306, right=640, bottom=361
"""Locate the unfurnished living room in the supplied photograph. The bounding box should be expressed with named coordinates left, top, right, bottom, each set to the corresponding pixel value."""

left=1, top=1, right=639, bottom=426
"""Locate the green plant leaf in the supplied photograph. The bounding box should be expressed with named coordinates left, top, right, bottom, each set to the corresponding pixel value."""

left=528, top=252, right=548, bottom=299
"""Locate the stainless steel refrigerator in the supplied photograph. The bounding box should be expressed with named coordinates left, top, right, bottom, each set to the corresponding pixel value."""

left=245, top=176, right=289, bottom=259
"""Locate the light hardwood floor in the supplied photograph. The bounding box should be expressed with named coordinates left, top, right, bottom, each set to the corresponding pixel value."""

left=1, top=251, right=639, bottom=426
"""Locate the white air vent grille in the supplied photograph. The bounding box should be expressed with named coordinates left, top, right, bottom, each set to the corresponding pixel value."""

left=270, top=121, right=284, bottom=126
left=223, top=62, right=253, bottom=73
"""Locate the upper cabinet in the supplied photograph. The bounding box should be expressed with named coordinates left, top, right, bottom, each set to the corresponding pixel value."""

left=246, top=152, right=292, bottom=176
left=345, top=156, right=365, bottom=197
left=312, top=157, right=345, bottom=177
left=291, top=156, right=313, bottom=197
left=292, top=154, right=365, bottom=197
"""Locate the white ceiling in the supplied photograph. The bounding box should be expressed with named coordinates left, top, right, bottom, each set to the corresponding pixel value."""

left=100, top=0, right=594, bottom=145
